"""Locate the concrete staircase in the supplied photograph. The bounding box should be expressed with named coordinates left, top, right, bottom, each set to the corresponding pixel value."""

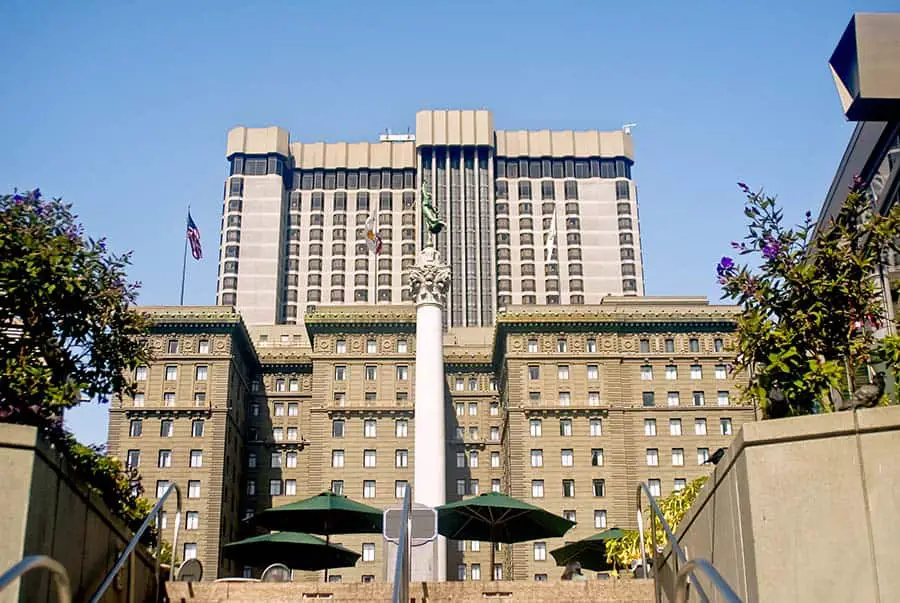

left=166, top=579, right=655, bottom=602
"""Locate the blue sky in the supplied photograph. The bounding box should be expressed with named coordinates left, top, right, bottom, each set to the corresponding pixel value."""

left=2, top=0, right=895, bottom=445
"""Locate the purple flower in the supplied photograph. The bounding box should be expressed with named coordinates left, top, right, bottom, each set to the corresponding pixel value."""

left=805, top=210, right=812, bottom=219
left=32, top=188, right=41, bottom=200
left=12, top=194, right=23, bottom=204
left=98, top=240, right=107, bottom=252
left=762, top=239, right=780, bottom=260
left=716, top=256, right=735, bottom=277
left=737, top=182, right=751, bottom=194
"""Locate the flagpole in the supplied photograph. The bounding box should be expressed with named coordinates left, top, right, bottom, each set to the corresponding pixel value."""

left=180, top=206, right=189, bottom=306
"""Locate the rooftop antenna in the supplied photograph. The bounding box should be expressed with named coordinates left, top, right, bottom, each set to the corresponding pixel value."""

left=623, top=123, right=637, bottom=135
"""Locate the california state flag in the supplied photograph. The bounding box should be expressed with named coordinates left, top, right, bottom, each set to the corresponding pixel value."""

left=365, top=215, right=382, bottom=254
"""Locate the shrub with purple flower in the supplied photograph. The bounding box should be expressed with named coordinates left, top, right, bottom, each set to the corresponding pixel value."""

left=718, top=181, right=900, bottom=418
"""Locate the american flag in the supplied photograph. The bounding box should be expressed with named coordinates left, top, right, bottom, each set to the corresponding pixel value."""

left=186, top=212, right=202, bottom=260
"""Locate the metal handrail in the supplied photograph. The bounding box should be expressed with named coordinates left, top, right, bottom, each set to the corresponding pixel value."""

left=391, top=486, right=412, bottom=603
left=0, top=555, right=71, bottom=603
left=675, top=559, right=741, bottom=603
left=636, top=482, right=740, bottom=603
left=88, top=481, right=182, bottom=603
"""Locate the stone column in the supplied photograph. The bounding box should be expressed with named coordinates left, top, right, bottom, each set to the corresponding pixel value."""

left=409, top=246, right=451, bottom=581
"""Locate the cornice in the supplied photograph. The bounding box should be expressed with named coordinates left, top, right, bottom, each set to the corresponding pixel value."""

left=304, top=306, right=417, bottom=336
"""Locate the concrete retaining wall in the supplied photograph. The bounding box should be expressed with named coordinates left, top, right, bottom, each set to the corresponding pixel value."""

left=0, top=424, right=159, bottom=603
left=166, top=578, right=654, bottom=602
left=657, top=405, right=900, bottom=602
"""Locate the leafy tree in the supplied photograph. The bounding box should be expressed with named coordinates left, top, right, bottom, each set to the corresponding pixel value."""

left=0, top=188, right=156, bottom=544
left=605, top=476, right=709, bottom=569
left=0, top=188, right=149, bottom=428
left=717, top=180, right=900, bottom=418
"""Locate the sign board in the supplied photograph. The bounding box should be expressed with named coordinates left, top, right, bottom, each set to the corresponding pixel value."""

left=383, top=504, right=437, bottom=545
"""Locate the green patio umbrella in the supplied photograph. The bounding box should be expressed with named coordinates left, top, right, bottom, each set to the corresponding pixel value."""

left=436, top=492, right=576, bottom=580
left=549, top=528, right=626, bottom=572
left=253, top=491, right=383, bottom=580
left=222, top=531, right=360, bottom=572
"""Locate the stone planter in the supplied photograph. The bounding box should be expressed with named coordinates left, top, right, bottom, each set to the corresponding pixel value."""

left=0, top=424, right=159, bottom=603
left=657, top=405, right=900, bottom=602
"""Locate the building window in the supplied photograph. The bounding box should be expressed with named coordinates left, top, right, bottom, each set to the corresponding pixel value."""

left=157, top=450, right=172, bottom=468
left=715, top=338, right=725, bottom=352
left=715, top=364, right=728, bottom=380
left=592, top=479, right=605, bottom=497
left=668, top=392, right=680, bottom=407
left=530, top=449, right=544, bottom=468
left=395, top=420, right=408, bottom=437
left=493, top=565, right=503, bottom=581
left=648, top=479, right=662, bottom=497
left=192, top=392, right=205, bottom=407
left=364, top=420, right=377, bottom=438
left=456, top=479, right=466, bottom=495
left=335, top=366, right=347, bottom=381
left=364, top=449, right=377, bottom=468
left=594, top=510, right=608, bottom=529
left=642, top=392, right=655, bottom=407
left=558, top=364, right=570, bottom=380
left=616, top=181, right=630, bottom=200
left=332, top=420, right=345, bottom=438
left=247, top=453, right=257, bottom=468
left=365, top=366, right=377, bottom=380
left=363, top=480, right=376, bottom=498
left=689, top=338, right=700, bottom=352
left=640, top=339, right=650, bottom=353
left=331, top=480, right=344, bottom=495
left=591, top=448, right=604, bottom=466
left=285, top=480, right=297, bottom=496
left=718, top=391, right=730, bottom=406
left=691, top=365, right=703, bottom=380
left=557, top=338, right=567, bottom=352
left=562, top=479, right=575, bottom=497
left=361, top=543, right=375, bottom=562
left=589, top=418, right=602, bottom=436
left=695, top=418, right=707, bottom=435
left=533, top=542, right=547, bottom=561
left=491, top=479, right=501, bottom=493
left=165, top=365, right=177, bottom=380
left=246, top=480, right=256, bottom=496
left=395, top=449, right=408, bottom=468
left=588, top=391, right=600, bottom=406
left=395, top=480, right=408, bottom=499
left=155, top=480, right=170, bottom=498
left=641, top=365, right=653, bottom=380
left=189, top=450, right=202, bottom=468
left=518, top=181, right=532, bottom=200
left=185, top=511, right=200, bottom=530
left=644, top=418, right=657, bottom=436
left=269, top=480, right=282, bottom=496
left=670, top=418, right=682, bottom=436
left=530, top=419, right=542, bottom=437
left=559, top=392, right=571, bottom=406
left=336, top=340, right=346, bottom=353
left=693, top=391, right=706, bottom=407
left=564, top=180, right=578, bottom=200
left=587, top=365, right=599, bottom=380
left=183, top=543, right=198, bottom=560
left=126, top=449, right=140, bottom=468
left=674, top=478, right=687, bottom=491
left=491, top=451, right=500, bottom=468
left=527, top=339, right=538, bottom=353
left=698, top=448, right=710, bottom=464
left=561, top=449, right=574, bottom=467
left=160, top=420, right=173, bottom=437
left=286, top=451, right=298, bottom=467
left=271, top=452, right=282, bottom=468
left=531, top=480, right=544, bottom=498
left=188, top=480, right=201, bottom=498
left=666, top=365, right=678, bottom=380
left=332, top=450, right=345, bottom=468
left=129, top=419, right=142, bottom=437
left=559, top=419, right=572, bottom=437
left=135, top=366, right=148, bottom=381
left=195, top=366, right=208, bottom=381
left=646, top=449, right=659, bottom=466
left=721, top=418, right=733, bottom=435
left=527, top=365, right=540, bottom=380
left=468, top=402, right=478, bottom=416
left=672, top=448, right=685, bottom=466
left=665, top=338, right=675, bottom=353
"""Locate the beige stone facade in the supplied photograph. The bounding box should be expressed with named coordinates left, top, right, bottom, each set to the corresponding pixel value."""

left=108, top=298, right=754, bottom=582
left=219, top=109, right=644, bottom=328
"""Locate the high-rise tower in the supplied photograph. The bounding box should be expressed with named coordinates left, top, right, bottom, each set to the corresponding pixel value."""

left=219, top=110, right=644, bottom=327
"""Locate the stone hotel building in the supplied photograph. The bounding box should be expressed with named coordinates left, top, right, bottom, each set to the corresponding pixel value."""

left=108, top=298, right=755, bottom=581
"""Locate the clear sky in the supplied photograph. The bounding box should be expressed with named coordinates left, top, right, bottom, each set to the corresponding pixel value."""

left=2, top=0, right=895, bottom=445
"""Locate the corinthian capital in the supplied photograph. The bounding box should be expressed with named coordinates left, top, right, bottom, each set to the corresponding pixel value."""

left=408, top=247, right=451, bottom=306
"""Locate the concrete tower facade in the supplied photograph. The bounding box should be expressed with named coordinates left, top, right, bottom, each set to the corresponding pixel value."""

left=218, top=110, right=644, bottom=327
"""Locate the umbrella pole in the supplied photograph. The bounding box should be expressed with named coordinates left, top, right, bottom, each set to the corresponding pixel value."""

left=324, top=534, right=329, bottom=583
left=490, top=527, right=496, bottom=582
